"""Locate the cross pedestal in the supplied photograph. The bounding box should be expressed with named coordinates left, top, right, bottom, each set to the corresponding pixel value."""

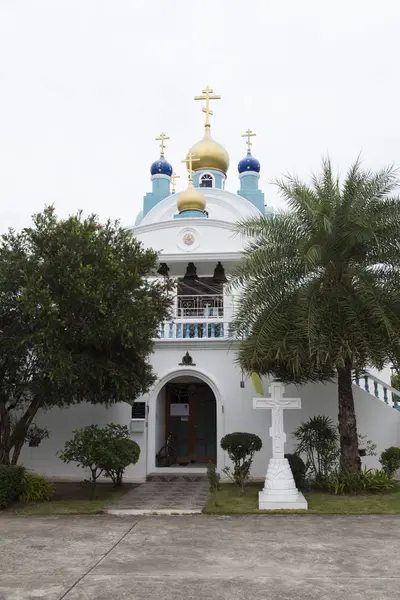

left=253, top=382, right=308, bottom=510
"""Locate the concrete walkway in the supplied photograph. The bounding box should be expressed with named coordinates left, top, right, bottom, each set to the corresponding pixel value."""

left=105, top=480, right=209, bottom=514
left=1, top=515, right=400, bottom=599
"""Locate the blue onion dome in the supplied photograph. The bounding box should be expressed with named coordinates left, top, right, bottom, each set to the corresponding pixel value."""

left=150, top=155, right=173, bottom=177
left=238, top=152, right=260, bottom=174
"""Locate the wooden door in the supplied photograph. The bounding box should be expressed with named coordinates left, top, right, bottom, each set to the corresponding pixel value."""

left=190, top=388, right=216, bottom=463
left=166, top=385, right=191, bottom=464
left=165, top=383, right=216, bottom=465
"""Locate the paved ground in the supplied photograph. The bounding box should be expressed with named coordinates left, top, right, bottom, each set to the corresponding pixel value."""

left=105, top=480, right=209, bottom=514
left=1, top=515, right=400, bottom=599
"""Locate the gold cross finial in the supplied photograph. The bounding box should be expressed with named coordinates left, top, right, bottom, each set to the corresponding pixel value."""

left=194, top=85, right=221, bottom=128
left=171, top=172, right=180, bottom=193
left=182, top=152, right=200, bottom=186
left=155, top=132, right=170, bottom=156
left=242, top=128, right=256, bottom=153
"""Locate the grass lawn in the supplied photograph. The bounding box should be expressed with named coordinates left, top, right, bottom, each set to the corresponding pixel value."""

left=6, top=481, right=134, bottom=515
left=204, top=483, right=400, bottom=514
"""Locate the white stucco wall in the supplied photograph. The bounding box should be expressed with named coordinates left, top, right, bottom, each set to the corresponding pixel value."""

left=134, top=219, right=244, bottom=258
left=20, top=342, right=400, bottom=482
left=19, top=401, right=147, bottom=483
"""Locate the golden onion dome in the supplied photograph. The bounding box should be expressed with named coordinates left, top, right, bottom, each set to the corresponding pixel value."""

left=177, top=184, right=206, bottom=213
left=187, top=126, right=229, bottom=174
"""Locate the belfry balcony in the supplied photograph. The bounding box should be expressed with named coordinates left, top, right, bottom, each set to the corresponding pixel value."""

left=155, top=260, right=236, bottom=341
left=158, top=293, right=236, bottom=340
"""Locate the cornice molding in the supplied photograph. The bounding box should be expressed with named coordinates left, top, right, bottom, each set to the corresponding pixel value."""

left=158, top=250, right=242, bottom=262
left=132, top=218, right=237, bottom=235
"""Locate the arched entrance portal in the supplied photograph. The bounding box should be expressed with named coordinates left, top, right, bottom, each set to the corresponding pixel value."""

left=155, top=376, right=217, bottom=467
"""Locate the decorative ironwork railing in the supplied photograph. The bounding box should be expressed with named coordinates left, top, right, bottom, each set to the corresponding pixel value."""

left=354, top=372, right=400, bottom=411
left=176, top=294, right=224, bottom=319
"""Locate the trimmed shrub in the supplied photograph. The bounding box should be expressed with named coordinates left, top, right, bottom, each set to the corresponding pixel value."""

left=285, top=453, right=307, bottom=490
left=380, top=446, right=400, bottom=478
left=326, top=468, right=395, bottom=495
left=221, top=432, right=262, bottom=495
left=19, top=472, right=55, bottom=502
left=0, top=465, right=25, bottom=509
left=102, top=436, right=140, bottom=486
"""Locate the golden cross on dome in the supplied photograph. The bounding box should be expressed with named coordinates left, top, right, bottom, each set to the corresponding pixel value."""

left=182, top=152, right=200, bottom=185
left=171, top=172, right=180, bottom=193
left=242, top=128, right=256, bottom=153
left=194, top=85, right=221, bottom=127
left=156, top=132, right=170, bottom=156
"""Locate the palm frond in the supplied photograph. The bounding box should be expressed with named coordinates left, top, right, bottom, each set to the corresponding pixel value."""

left=232, top=157, right=400, bottom=382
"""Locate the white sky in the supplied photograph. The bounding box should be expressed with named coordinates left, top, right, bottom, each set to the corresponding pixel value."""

left=1, top=0, right=400, bottom=231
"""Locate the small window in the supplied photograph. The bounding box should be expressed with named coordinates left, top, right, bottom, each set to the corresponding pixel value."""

left=132, top=402, right=146, bottom=419
left=200, top=174, right=213, bottom=188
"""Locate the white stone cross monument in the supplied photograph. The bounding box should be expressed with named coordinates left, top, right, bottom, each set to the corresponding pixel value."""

left=253, top=381, right=308, bottom=510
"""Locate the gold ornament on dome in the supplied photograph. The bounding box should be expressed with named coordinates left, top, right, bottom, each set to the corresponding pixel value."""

left=242, top=128, right=256, bottom=153
left=194, top=85, right=221, bottom=128
left=186, top=85, right=230, bottom=174
left=177, top=152, right=206, bottom=213
left=171, top=171, right=180, bottom=193
left=155, top=132, right=170, bottom=157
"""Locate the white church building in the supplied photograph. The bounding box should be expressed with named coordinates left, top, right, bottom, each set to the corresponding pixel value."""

left=21, top=87, right=400, bottom=483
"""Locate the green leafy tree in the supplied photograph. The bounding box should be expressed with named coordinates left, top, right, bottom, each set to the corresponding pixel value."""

left=58, top=424, right=141, bottom=492
left=58, top=425, right=108, bottom=492
left=391, top=372, right=400, bottom=390
left=0, top=207, right=172, bottom=465
left=391, top=371, right=400, bottom=405
left=231, top=159, right=400, bottom=473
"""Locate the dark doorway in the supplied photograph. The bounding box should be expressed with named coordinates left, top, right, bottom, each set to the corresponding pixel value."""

left=164, top=381, right=217, bottom=465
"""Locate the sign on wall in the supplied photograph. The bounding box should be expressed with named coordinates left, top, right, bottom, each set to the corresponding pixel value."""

left=170, top=403, right=189, bottom=417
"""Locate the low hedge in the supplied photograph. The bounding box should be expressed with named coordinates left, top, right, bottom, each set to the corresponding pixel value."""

left=19, top=471, right=55, bottom=502
left=0, top=465, right=25, bottom=509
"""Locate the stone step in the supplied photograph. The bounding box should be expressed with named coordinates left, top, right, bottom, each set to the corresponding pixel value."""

left=146, top=473, right=208, bottom=482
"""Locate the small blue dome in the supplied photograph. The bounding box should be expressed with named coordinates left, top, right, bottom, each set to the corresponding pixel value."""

left=150, top=155, right=173, bottom=177
left=238, top=152, right=260, bottom=174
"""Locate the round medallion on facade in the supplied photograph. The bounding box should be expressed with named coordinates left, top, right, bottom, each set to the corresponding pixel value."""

left=177, top=228, right=200, bottom=252
left=183, top=232, right=195, bottom=246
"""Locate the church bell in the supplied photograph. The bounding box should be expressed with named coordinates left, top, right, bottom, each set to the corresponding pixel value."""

left=183, top=262, right=198, bottom=281
left=157, top=263, right=170, bottom=277
left=212, top=261, right=227, bottom=284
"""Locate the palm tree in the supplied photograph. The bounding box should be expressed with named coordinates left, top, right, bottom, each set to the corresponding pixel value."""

left=231, top=158, right=400, bottom=473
